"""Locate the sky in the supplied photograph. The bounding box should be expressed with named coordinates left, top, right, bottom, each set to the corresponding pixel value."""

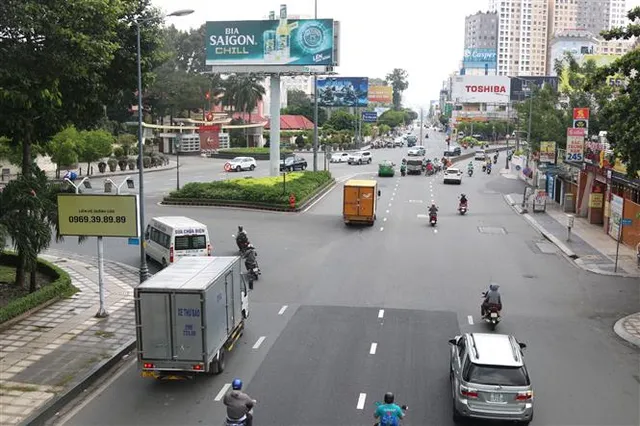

left=151, top=0, right=640, bottom=111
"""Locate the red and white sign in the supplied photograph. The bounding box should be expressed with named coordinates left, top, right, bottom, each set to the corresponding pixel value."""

left=198, top=125, right=221, bottom=151
left=566, top=128, right=586, bottom=162
left=452, top=76, right=511, bottom=103
left=573, top=108, right=590, bottom=120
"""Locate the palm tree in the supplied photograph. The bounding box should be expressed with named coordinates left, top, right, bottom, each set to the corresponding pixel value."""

left=232, top=75, right=266, bottom=147
left=385, top=68, right=409, bottom=110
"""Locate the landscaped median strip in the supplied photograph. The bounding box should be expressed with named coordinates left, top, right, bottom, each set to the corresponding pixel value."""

left=161, top=171, right=335, bottom=212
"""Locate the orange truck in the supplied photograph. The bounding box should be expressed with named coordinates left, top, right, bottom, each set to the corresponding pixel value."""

left=343, top=179, right=381, bottom=226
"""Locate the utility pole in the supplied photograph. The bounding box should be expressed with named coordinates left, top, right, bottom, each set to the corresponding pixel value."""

left=419, top=108, right=424, bottom=145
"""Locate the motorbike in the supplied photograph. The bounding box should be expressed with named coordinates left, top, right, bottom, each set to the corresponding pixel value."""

left=467, top=168, right=473, bottom=177
left=233, top=232, right=251, bottom=254
left=225, top=401, right=256, bottom=426
left=486, top=166, right=492, bottom=175
left=493, top=156, right=498, bottom=164
left=458, top=202, right=468, bottom=215
left=429, top=213, right=437, bottom=227
left=373, top=401, right=408, bottom=426
left=242, top=247, right=261, bottom=289
left=482, top=163, right=486, bottom=172
left=482, top=297, right=501, bottom=331
left=400, top=166, right=406, bottom=176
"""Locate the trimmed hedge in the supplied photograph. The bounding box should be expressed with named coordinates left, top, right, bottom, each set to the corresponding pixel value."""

left=217, top=147, right=293, bottom=158
left=165, top=171, right=332, bottom=207
left=0, top=253, right=77, bottom=324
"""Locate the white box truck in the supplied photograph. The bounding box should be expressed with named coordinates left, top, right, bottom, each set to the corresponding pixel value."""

left=135, top=256, right=249, bottom=379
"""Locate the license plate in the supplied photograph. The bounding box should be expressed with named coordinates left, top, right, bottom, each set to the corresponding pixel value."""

left=488, top=393, right=504, bottom=403
left=141, top=371, right=157, bottom=378
left=490, top=312, right=498, bottom=318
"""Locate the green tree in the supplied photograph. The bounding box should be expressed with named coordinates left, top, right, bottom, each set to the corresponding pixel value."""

left=48, top=127, right=81, bottom=178
left=326, top=110, right=355, bottom=131
left=385, top=68, right=409, bottom=109
left=282, top=89, right=328, bottom=126
left=515, top=85, right=565, bottom=150
left=378, top=110, right=406, bottom=128
left=378, top=124, right=391, bottom=135
left=117, top=134, right=137, bottom=156
left=78, top=130, right=114, bottom=175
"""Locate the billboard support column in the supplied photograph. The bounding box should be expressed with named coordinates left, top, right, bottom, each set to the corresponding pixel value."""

left=313, top=76, right=318, bottom=171
left=270, top=74, right=281, bottom=176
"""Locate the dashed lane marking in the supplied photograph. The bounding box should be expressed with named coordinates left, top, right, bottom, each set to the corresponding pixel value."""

left=215, top=383, right=231, bottom=401
left=383, top=217, right=387, bottom=222
left=468, top=315, right=474, bottom=325
left=380, top=227, right=384, bottom=231
left=370, top=343, right=378, bottom=355
left=252, top=336, right=266, bottom=349
left=378, top=309, right=385, bottom=318
left=278, top=305, right=288, bottom=315
left=357, top=393, right=367, bottom=410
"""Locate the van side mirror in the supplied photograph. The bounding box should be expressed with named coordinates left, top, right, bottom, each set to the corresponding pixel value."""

left=377, top=190, right=381, bottom=196
left=448, top=338, right=457, bottom=345
left=519, top=342, right=527, bottom=349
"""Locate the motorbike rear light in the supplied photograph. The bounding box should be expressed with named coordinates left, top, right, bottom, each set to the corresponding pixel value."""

left=460, top=385, right=478, bottom=399
left=192, top=364, right=203, bottom=371
left=207, top=244, right=212, bottom=256
left=516, top=391, right=533, bottom=401
left=169, top=246, right=174, bottom=263
left=143, top=363, right=155, bottom=369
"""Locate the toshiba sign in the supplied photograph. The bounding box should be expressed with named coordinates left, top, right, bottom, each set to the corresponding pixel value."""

left=452, top=76, right=511, bottom=104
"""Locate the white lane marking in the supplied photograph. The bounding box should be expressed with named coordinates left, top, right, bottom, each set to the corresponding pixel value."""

left=370, top=343, right=378, bottom=355
left=386, top=209, right=390, bottom=213
left=357, top=393, right=367, bottom=410
left=380, top=227, right=384, bottom=231
left=215, top=383, right=231, bottom=401
left=417, top=214, right=428, bottom=219
left=278, top=305, right=288, bottom=315
left=388, top=203, right=392, bottom=207
left=378, top=309, right=385, bottom=318
left=409, top=200, right=423, bottom=203
left=383, top=217, right=387, bottom=222
left=467, top=315, right=474, bottom=325
left=434, top=229, right=438, bottom=234
left=393, top=192, right=396, bottom=196
left=391, top=197, right=394, bottom=201
left=253, top=336, right=266, bottom=349
left=55, top=357, right=137, bottom=425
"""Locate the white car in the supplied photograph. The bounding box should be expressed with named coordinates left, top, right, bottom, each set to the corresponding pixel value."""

left=330, top=152, right=349, bottom=163
left=443, top=167, right=463, bottom=184
left=408, top=147, right=425, bottom=156
left=348, top=151, right=372, bottom=165
left=225, top=157, right=257, bottom=172
left=474, top=150, right=487, bottom=161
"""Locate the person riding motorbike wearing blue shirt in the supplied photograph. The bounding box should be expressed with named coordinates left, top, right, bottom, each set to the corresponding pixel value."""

left=374, top=392, right=404, bottom=426
left=467, top=161, right=473, bottom=170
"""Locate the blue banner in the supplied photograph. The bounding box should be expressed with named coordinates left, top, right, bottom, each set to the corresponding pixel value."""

left=316, top=77, right=369, bottom=107
left=361, top=111, right=377, bottom=122
left=463, top=48, right=497, bottom=69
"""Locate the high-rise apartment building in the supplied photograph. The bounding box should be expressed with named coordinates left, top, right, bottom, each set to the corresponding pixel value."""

left=464, top=11, right=499, bottom=49
left=489, top=0, right=550, bottom=76
left=550, top=0, right=626, bottom=36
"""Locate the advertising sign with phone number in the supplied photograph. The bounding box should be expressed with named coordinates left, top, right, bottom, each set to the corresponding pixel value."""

left=566, top=128, right=586, bottom=162
left=57, top=194, right=138, bottom=237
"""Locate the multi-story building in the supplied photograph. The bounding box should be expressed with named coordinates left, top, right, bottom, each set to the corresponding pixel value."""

left=465, top=11, right=499, bottom=49
left=489, top=0, right=550, bottom=76
left=548, top=30, right=598, bottom=75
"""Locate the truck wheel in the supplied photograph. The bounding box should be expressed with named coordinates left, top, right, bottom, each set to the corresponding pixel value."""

left=211, top=349, right=226, bottom=374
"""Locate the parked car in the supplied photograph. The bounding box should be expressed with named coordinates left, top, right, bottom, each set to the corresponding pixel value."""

left=393, top=139, right=404, bottom=148
left=330, top=152, right=349, bottom=163
left=444, top=146, right=462, bottom=157
left=225, top=157, right=257, bottom=172
left=348, top=151, right=372, bottom=165
left=408, top=147, right=426, bottom=156
left=443, top=167, right=463, bottom=184
left=449, top=333, right=533, bottom=425
left=475, top=150, right=487, bottom=161
left=280, top=155, right=307, bottom=171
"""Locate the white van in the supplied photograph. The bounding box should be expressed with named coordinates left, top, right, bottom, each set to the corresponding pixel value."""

left=145, top=216, right=211, bottom=268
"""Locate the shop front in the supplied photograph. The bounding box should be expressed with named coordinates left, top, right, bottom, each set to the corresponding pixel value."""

left=607, top=164, right=640, bottom=248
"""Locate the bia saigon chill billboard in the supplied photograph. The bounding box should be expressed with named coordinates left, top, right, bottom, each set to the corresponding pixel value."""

left=206, top=19, right=334, bottom=66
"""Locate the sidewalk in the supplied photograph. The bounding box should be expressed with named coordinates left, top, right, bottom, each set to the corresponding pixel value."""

left=0, top=252, right=137, bottom=425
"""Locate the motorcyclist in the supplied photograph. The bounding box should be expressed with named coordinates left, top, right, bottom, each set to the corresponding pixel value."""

left=236, top=226, right=249, bottom=251
left=481, top=284, right=502, bottom=317
left=428, top=203, right=438, bottom=217
left=426, top=162, right=434, bottom=174
left=374, top=392, right=404, bottom=426
left=459, top=193, right=468, bottom=206
left=467, top=161, right=474, bottom=171
left=223, top=379, right=255, bottom=426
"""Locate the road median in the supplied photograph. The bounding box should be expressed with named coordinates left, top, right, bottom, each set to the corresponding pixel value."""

left=161, top=171, right=335, bottom=212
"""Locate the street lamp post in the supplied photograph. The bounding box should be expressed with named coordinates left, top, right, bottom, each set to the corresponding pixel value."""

left=312, top=0, right=319, bottom=171
left=135, top=9, right=193, bottom=283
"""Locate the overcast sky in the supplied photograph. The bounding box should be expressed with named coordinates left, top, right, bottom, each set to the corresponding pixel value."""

left=152, top=0, right=640, bottom=110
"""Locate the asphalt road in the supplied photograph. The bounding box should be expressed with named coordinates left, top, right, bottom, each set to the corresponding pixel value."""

left=51, top=128, right=639, bottom=426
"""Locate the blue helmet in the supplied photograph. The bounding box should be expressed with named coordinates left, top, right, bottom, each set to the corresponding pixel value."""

left=232, top=378, right=242, bottom=390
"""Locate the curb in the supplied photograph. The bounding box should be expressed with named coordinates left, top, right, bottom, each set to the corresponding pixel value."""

left=613, top=315, right=640, bottom=349
left=522, top=213, right=578, bottom=258
left=50, top=165, right=177, bottom=183
left=574, top=258, right=636, bottom=278
left=21, top=339, right=137, bottom=426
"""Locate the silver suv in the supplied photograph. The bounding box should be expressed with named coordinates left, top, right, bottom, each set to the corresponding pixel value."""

left=449, top=333, right=533, bottom=425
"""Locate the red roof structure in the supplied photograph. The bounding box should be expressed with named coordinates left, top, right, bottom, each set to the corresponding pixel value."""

left=230, top=112, right=267, bottom=124
left=265, top=115, right=315, bottom=130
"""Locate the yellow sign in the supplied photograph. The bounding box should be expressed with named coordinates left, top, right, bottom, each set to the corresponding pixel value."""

left=589, top=193, right=604, bottom=208
left=539, top=141, right=556, bottom=164
left=57, top=194, right=138, bottom=237
left=367, top=85, right=393, bottom=104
